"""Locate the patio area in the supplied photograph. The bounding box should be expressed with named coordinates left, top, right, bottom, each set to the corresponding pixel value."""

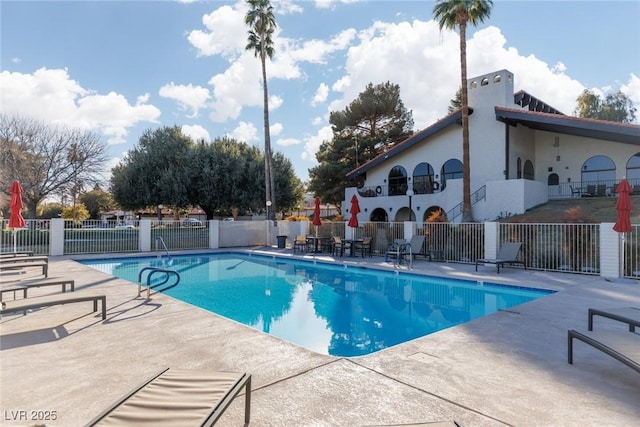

left=1, top=248, right=639, bottom=426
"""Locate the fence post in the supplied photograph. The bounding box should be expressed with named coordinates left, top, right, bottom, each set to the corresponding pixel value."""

left=50, top=218, right=64, bottom=256
left=139, top=220, right=152, bottom=252
left=600, top=223, right=621, bottom=278
left=404, top=221, right=414, bottom=241
left=209, top=220, right=219, bottom=249
left=484, top=222, right=499, bottom=259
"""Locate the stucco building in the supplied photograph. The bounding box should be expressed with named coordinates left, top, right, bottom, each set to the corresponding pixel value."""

left=344, top=69, right=640, bottom=222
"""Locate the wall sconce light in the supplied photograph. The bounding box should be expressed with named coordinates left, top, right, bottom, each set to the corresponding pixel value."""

left=416, top=206, right=420, bottom=211
left=389, top=207, right=393, bottom=212
left=556, top=155, right=561, bottom=161
left=383, top=179, right=387, bottom=183
left=364, top=208, right=368, bottom=212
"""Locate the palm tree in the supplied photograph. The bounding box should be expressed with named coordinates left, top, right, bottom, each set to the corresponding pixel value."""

left=433, top=0, right=493, bottom=222
left=245, top=0, right=277, bottom=221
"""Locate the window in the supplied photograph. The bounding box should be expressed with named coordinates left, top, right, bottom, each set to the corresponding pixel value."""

left=523, top=160, right=534, bottom=180
left=388, top=166, right=408, bottom=196
left=516, top=157, right=522, bottom=179
left=412, top=162, right=435, bottom=194
left=582, top=155, right=615, bottom=184
left=626, top=153, right=640, bottom=182
left=547, top=173, right=559, bottom=186
left=440, top=159, right=463, bottom=191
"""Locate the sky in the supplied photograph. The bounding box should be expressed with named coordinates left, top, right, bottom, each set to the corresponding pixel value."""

left=2, top=0, right=639, bottom=185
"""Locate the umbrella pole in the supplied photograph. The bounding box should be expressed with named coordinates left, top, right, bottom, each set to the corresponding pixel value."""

left=619, top=233, right=625, bottom=278
left=13, top=229, right=17, bottom=253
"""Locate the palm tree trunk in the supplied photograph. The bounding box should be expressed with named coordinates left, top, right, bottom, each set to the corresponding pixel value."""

left=459, top=21, right=473, bottom=222
left=261, top=52, right=276, bottom=220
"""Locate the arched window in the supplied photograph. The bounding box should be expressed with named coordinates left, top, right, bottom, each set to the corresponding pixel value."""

left=626, top=153, right=640, bottom=182
left=516, top=157, right=522, bottom=179
left=523, top=160, right=534, bottom=180
left=547, top=173, right=559, bottom=186
left=581, top=155, right=615, bottom=184
left=440, top=158, right=463, bottom=191
left=412, top=162, right=435, bottom=194
left=370, top=208, right=388, bottom=222
left=388, top=166, right=408, bottom=196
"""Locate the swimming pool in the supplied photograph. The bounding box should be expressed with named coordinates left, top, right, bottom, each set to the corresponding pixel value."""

left=79, top=253, right=553, bottom=357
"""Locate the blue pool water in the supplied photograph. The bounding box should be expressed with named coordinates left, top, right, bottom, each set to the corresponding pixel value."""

left=79, top=253, right=553, bottom=357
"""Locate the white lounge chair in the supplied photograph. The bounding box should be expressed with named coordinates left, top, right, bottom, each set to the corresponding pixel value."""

left=475, top=242, right=525, bottom=273
left=87, top=368, right=251, bottom=426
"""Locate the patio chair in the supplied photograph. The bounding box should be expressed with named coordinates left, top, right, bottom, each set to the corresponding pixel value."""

left=293, top=235, right=309, bottom=253
left=588, top=307, right=640, bottom=332
left=353, top=237, right=373, bottom=258
left=475, top=242, right=525, bottom=273
left=331, top=236, right=347, bottom=257
left=595, top=184, right=607, bottom=197
left=0, top=260, right=49, bottom=277
left=86, top=368, right=252, bottom=426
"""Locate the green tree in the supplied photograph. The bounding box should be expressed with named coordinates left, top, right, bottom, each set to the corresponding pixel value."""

left=189, top=137, right=265, bottom=219
left=245, top=0, right=278, bottom=221
left=0, top=114, right=107, bottom=218
left=448, top=87, right=462, bottom=114
left=433, top=0, right=493, bottom=222
left=272, top=152, right=305, bottom=216
left=575, top=89, right=637, bottom=123
left=79, top=185, right=116, bottom=219
left=110, top=126, right=194, bottom=212
left=309, top=82, right=414, bottom=210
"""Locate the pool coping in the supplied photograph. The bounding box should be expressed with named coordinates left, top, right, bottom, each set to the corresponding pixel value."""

left=1, top=248, right=639, bottom=426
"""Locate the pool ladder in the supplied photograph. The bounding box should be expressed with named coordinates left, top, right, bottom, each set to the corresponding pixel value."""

left=155, top=236, right=171, bottom=260
left=137, top=266, right=180, bottom=300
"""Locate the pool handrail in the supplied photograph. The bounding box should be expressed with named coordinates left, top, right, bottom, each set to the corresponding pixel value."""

left=137, top=266, right=180, bottom=300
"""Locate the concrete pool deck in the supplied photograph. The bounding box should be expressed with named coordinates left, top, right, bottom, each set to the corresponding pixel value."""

left=1, top=248, right=639, bottom=426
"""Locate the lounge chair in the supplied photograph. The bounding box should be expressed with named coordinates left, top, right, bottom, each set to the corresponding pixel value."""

left=0, top=254, right=48, bottom=263
left=0, top=291, right=106, bottom=319
left=384, top=239, right=406, bottom=263
left=589, top=307, right=640, bottom=332
left=0, top=277, right=75, bottom=301
left=391, top=235, right=427, bottom=265
left=475, top=242, right=525, bottom=273
left=0, top=260, right=49, bottom=277
left=567, top=329, right=640, bottom=373
left=86, top=368, right=251, bottom=426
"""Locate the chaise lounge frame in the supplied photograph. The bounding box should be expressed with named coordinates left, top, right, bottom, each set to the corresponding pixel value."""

left=0, top=291, right=106, bottom=319
left=588, top=307, right=640, bottom=332
left=0, top=277, right=75, bottom=302
left=567, top=329, right=640, bottom=373
left=0, top=260, right=49, bottom=277
left=475, top=242, right=525, bottom=274
left=86, top=368, right=251, bottom=426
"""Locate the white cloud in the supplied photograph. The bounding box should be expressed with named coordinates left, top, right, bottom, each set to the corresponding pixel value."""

left=159, top=82, right=211, bottom=118
left=270, top=122, right=283, bottom=136
left=0, top=68, right=160, bottom=145
left=230, top=121, right=258, bottom=143
left=621, top=73, right=640, bottom=108
left=276, top=137, right=300, bottom=147
left=311, top=83, right=329, bottom=106
left=302, top=125, right=333, bottom=162
left=181, top=124, right=211, bottom=143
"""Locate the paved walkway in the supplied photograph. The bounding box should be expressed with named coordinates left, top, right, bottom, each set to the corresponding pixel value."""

left=1, top=248, right=639, bottom=426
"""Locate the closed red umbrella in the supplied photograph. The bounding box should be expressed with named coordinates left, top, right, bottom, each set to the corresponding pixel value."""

left=347, top=194, right=360, bottom=228
left=613, top=178, right=632, bottom=233
left=8, top=180, right=26, bottom=253
left=312, top=197, right=322, bottom=227
left=312, top=196, right=321, bottom=236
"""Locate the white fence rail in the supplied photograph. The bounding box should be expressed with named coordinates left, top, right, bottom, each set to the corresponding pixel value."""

left=0, top=219, right=635, bottom=279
